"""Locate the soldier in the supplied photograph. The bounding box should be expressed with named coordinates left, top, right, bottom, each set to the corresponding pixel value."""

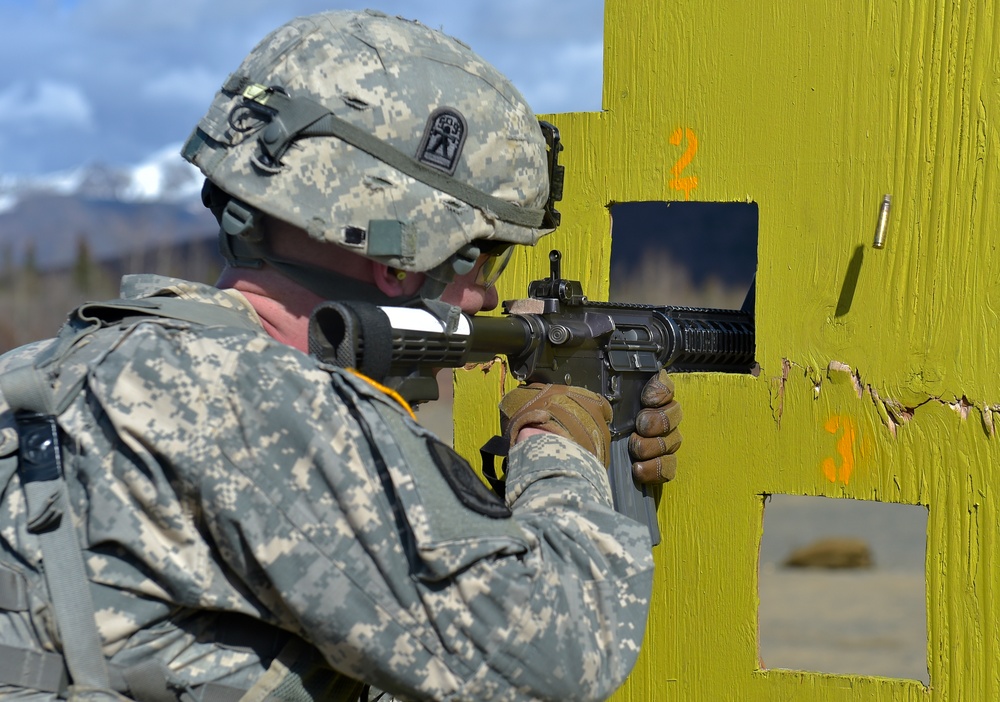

left=0, top=10, right=682, bottom=701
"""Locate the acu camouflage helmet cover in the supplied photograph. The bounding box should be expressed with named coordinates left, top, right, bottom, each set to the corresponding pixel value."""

left=182, top=9, right=560, bottom=274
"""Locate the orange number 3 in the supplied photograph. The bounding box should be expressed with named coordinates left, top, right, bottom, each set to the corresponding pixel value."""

left=822, top=415, right=858, bottom=485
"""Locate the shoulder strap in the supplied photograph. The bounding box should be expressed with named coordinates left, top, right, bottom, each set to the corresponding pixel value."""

left=0, top=364, right=113, bottom=694
left=31, top=295, right=264, bottom=407
left=0, top=363, right=54, bottom=415
left=74, top=297, right=263, bottom=332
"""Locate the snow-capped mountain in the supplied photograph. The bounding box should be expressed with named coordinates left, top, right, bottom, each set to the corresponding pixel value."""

left=0, top=145, right=217, bottom=271
left=0, top=143, right=204, bottom=214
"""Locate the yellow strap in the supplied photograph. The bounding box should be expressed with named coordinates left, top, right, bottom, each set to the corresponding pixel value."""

left=345, top=368, right=418, bottom=422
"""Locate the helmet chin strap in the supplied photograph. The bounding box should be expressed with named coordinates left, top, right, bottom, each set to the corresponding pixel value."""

left=215, top=195, right=466, bottom=332
left=414, top=261, right=464, bottom=334
left=269, top=252, right=465, bottom=334
left=224, top=227, right=422, bottom=304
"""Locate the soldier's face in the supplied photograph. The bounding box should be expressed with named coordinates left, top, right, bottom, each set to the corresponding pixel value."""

left=440, top=254, right=499, bottom=315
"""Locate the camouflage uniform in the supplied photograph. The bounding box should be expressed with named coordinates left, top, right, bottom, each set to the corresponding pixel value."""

left=0, top=275, right=654, bottom=701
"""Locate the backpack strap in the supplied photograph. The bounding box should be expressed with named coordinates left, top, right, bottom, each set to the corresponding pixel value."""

left=73, top=297, right=263, bottom=332
left=0, top=642, right=68, bottom=694
left=0, top=364, right=112, bottom=694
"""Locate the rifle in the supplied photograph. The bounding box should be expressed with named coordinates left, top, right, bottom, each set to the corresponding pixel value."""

left=310, top=250, right=755, bottom=545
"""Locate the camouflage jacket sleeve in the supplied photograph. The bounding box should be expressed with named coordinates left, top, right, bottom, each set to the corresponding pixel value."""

left=74, top=316, right=653, bottom=702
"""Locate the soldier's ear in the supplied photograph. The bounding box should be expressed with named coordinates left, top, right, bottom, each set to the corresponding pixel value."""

left=371, top=262, right=426, bottom=298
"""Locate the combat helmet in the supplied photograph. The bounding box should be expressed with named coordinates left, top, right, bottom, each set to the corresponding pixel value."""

left=182, top=9, right=563, bottom=306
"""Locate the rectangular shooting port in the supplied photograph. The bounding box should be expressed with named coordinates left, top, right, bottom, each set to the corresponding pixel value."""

left=608, top=201, right=758, bottom=312
left=758, top=494, right=929, bottom=684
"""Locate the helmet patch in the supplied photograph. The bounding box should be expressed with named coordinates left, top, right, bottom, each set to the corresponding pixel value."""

left=416, top=108, right=467, bottom=175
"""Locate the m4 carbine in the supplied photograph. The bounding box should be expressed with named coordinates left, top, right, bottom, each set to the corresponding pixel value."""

left=311, top=250, right=755, bottom=545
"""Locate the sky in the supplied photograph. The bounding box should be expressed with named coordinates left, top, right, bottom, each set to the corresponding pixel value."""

left=0, top=0, right=605, bottom=177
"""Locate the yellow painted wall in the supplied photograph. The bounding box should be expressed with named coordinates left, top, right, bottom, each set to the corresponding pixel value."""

left=455, top=1, right=1000, bottom=698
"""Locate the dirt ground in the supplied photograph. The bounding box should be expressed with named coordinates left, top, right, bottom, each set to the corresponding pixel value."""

left=758, top=566, right=928, bottom=684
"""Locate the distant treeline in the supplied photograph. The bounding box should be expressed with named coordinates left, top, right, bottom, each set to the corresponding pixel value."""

left=0, top=234, right=221, bottom=354
left=0, top=204, right=755, bottom=355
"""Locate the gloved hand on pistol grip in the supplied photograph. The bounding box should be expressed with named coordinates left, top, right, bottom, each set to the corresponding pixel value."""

left=628, top=369, right=683, bottom=484
left=499, top=383, right=613, bottom=467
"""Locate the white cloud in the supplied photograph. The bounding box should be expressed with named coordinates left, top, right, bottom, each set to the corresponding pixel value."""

left=0, top=1, right=605, bottom=175
left=0, top=81, right=94, bottom=130
left=508, top=40, right=605, bottom=114
left=557, top=40, right=605, bottom=67
left=140, top=67, right=225, bottom=105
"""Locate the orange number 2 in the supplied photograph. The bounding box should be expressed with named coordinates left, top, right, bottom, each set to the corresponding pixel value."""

left=669, top=127, right=699, bottom=200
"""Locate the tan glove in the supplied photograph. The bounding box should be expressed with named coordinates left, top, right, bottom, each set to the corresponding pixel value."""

left=628, top=369, right=683, bottom=484
left=499, top=383, right=613, bottom=467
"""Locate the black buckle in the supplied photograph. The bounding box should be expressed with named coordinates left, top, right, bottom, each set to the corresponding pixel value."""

left=17, top=412, right=62, bottom=484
